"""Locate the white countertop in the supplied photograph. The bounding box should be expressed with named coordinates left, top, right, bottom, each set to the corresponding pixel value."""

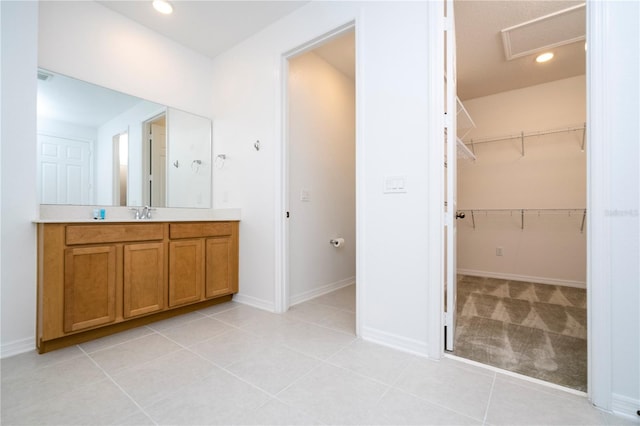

left=35, top=205, right=241, bottom=223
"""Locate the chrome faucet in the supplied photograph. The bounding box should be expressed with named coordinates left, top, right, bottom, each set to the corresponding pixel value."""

left=141, top=205, right=156, bottom=219
left=129, top=207, right=141, bottom=220
left=129, top=206, right=156, bottom=220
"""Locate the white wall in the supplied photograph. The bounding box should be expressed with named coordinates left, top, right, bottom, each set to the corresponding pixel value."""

left=211, top=1, right=433, bottom=354
left=288, top=50, right=356, bottom=304
left=1, top=1, right=39, bottom=356
left=38, top=1, right=213, bottom=118
left=457, top=76, right=586, bottom=286
left=588, top=0, right=640, bottom=417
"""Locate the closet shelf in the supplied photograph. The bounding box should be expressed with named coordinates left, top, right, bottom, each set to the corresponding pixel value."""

left=458, top=208, right=587, bottom=232
left=456, top=97, right=476, bottom=140
left=457, top=137, right=476, bottom=161
left=461, top=123, right=587, bottom=157
left=456, top=97, right=476, bottom=160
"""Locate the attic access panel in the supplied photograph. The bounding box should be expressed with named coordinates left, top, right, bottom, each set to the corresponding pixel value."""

left=501, top=3, right=586, bottom=61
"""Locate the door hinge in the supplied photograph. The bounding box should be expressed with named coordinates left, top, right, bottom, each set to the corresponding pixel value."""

left=286, top=211, right=290, bottom=218
left=445, top=214, right=453, bottom=227
left=442, top=17, right=452, bottom=31
left=444, top=311, right=453, bottom=326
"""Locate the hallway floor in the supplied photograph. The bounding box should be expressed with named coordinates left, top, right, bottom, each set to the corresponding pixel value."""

left=1, top=285, right=630, bottom=425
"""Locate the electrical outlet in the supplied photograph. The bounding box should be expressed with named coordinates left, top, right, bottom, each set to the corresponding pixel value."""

left=496, top=247, right=503, bottom=256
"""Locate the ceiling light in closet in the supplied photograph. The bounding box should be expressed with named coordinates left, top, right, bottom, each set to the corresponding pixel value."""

left=535, top=52, right=554, bottom=63
left=152, top=0, right=173, bottom=15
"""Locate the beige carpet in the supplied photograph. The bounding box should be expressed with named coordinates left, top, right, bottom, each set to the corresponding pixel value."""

left=453, top=275, right=587, bottom=391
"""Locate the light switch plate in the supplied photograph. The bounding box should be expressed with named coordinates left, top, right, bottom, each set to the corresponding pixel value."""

left=384, top=175, right=407, bottom=193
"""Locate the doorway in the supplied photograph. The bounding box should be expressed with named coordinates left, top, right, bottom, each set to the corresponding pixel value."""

left=143, top=114, right=167, bottom=207
left=282, top=27, right=357, bottom=333
left=112, top=131, right=129, bottom=206
left=446, top=1, right=587, bottom=392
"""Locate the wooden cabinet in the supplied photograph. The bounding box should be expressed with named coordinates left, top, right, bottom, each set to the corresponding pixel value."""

left=64, top=245, right=117, bottom=332
left=124, top=242, right=165, bottom=318
left=206, top=236, right=237, bottom=298
left=169, top=239, right=204, bottom=307
left=168, top=222, right=239, bottom=302
left=37, top=220, right=239, bottom=353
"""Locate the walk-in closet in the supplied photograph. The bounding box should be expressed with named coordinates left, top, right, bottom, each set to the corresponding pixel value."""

left=451, top=1, right=587, bottom=391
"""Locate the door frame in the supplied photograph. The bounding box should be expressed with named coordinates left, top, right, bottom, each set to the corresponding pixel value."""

left=428, top=0, right=613, bottom=410
left=275, top=21, right=361, bottom=335
left=141, top=112, right=167, bottom=207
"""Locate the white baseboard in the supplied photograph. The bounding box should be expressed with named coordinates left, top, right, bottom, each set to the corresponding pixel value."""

left=361, top=326, right=430, bottom=358
left=290, top=276, right=355, bottom=306
left=232, top=293, right=274, bottom=312
left=1, top=336, right=35, bottom=359
left=457, top=269, right=586, bottom=289
left=611, top=393, right=640, bottom=421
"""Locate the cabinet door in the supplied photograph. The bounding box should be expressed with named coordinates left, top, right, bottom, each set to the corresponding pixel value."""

left=169, top=239, right=204, bottom=307
left=64, top=246, right=116, bottom=332
left=124, top=242, right=165, bottom=318
left=205, top=236, right=236, bottom=298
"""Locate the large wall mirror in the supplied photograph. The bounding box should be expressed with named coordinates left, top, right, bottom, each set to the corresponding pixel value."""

left=37, top=68, right=212, bottom=208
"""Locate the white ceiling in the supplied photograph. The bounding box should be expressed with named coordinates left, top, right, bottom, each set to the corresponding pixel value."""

left=84, top=1, right=584, bottom=102
left=455, top=0, right=586, bottom=100
left=313, top=31, right=355, bottom=81
left=98, top=0, right=310, bottom=59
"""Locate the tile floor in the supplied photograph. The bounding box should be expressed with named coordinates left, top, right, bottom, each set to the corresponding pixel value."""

left=1, top=285, right=635, bottom=425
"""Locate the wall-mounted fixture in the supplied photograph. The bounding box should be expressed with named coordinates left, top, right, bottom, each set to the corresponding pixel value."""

left=215, top=154, right=227, bottom=169
left=191, top=159, right=204, bottom=173
left=254, top=140, right=261, bottom=151
left=173, top=160, right=179, bottom=168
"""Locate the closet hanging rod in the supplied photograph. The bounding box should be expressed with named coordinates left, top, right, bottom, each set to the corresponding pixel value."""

left=460, top=208, right=587, bottom=231
left=459, top=208, right=586, bottom=212
left=463, top=124, right=586, bottom=146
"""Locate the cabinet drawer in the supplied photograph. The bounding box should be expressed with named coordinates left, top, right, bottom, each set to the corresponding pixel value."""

left=169, top=222, right=232, bottom=239
left=66, top=224, right=164, bottom=245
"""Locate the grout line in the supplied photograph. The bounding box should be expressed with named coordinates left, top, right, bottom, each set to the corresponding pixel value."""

left=77, top=345, right=159, bottom=426
left=155, top=328, right=283, bottom=401
left=382, top=357, right=487, bottom=424
left=285, top=314, right=357, bottom=337
left=145, top=310, right=209, bottom=333
left=80, top=326, right=158, bottom=354
left=272, top=360, right=326, bottom=397
left=482, top=372, right=497, bottom=425
left=197, top=303, right=242, bottom=317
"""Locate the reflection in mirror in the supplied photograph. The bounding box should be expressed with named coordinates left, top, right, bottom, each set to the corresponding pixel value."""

left=36, top=68, right=213, bottom=208
left=145, top=114, right=167, bottom=206
left=113, top=131, right=128, bottom=206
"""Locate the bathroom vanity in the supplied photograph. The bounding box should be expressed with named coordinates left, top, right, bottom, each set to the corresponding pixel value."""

left=36, top=219, right=239, bottom=353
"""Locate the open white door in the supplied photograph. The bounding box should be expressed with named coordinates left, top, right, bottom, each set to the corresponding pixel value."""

left=444, top=0, right=458, bottom=352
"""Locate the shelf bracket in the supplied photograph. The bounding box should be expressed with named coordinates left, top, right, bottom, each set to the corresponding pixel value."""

left=581, top=122, right=587, bottom=151
left=521, top=209, right=524, bottom=230
left=471, top=210, right=476, bottom=230
left=520, top=131, right=525, bottom=156
left=580, top=209, right=587, bottom=233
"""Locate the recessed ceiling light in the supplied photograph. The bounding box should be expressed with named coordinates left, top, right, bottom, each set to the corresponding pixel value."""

left=152, top=0, right=173, bottom=15
left=535, top=52, right=554, bottom=63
